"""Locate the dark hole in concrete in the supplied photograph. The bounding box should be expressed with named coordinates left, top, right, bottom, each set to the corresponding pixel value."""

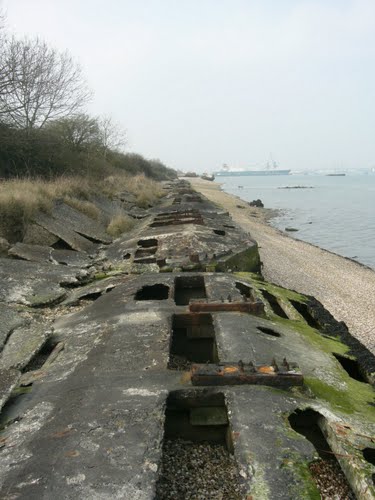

left=224, top=225, right=236, bottom=229
left=174, top=276, right=206, bottom=305
left=134, top=257, right=157, bottom=264
left=169, top=314, right=219, bottom=370
left=51, top=239, right=73, bottom=250
left=150, top=218, right=204, bottom=228
left=135, top=247, right=157, bottom=258
left=288, top=409, right=354, bottom=496
left=163, top=391, right=231, bottom=446
left=257, top=326, right=281, bottom=338
left=288, top=409, right=331, bottom=459
left=155, top=391, right=240, bottom=499
left=363, top=448, right=375, bottom=466
left=81, top=291, right=102, bottom=301
left=235, top=281, right=253, bottom=299
left=332, top=353, right=367, bottom=383
left=0, top=388, right=32, bottom=432
left=123, top=253, right=131, bottom=260
left=137, top=238, right=158, bottom=248
left=22, top=338, right=57, bottom=372
left=79, top=286, right=115, bottom=302
left=261, top=290, right=288, bottom=318
left=135, top=284, right=169, bottom=300
left=290, top=300, right=320, bottom=329
left=213, top=229, right=226, bottom=236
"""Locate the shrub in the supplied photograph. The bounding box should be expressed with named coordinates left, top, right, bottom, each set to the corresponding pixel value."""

left=106, top=213, right=135, bottom=237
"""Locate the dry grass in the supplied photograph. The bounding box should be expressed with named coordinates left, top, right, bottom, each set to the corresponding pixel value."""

left=0, top=173, right=164, bottom=243
left=103, top=174, right=163, bottom=207
left=106, top=213, right=136, bottom=237
left=64, top=197, right=101, bottom=220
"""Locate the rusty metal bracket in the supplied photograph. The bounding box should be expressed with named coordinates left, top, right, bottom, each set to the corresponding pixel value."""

left=191, top=359, right=303, bottom=387
left=189, top=300, right=264, bottom=315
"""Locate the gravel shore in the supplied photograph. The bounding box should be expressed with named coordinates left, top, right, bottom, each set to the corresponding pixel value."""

left=189, top=177, right=375, bottom=354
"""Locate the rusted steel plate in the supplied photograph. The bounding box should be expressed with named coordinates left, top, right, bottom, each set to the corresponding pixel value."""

left=189, top=300, right=264, bottom=315
left=191, top=361, right=303, bottom=387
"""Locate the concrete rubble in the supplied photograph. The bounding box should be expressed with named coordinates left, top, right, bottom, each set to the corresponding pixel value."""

left=0, top=180, right=374, bottom=499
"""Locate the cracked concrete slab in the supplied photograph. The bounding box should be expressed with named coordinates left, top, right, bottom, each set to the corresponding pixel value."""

left=0, top=258, right=89, bottom=306
left=33, top=212, right=96, bottom=253
left=0, top=323, right=50, bottom=370
left=51, top=202, right=112, bottom=244
left=9, top=243, right=92, bottom=268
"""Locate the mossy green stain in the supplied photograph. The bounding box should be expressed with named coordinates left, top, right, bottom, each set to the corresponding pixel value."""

left=304, top=377, right=375, bottom=421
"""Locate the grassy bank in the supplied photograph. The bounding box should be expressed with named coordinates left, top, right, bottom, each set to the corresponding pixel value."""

left=0, top=174, right=163, bottom=242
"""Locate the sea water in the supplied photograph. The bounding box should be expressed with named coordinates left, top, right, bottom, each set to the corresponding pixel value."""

left=218, top=174, right=375, bottom=270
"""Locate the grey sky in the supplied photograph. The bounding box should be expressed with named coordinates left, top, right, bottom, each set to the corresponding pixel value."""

left=2, top=0, right=375, bottom=172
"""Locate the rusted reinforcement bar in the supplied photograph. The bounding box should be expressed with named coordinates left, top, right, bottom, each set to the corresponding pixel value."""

left=191, top=360, right=303, bottom=387
left=189, top=300, right=265, bottom=315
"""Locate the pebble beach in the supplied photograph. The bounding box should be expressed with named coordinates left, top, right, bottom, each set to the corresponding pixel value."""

left=189, top=177, right=375, bottom=355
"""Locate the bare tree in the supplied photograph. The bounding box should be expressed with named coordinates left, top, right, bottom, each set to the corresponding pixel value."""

left=46, top=114, right=100, bottom=151
left=98, top=115, right=126, bottom=158
left=0, top=11, right=13, bottom=104
left=0, top=36, right=92, bottom=129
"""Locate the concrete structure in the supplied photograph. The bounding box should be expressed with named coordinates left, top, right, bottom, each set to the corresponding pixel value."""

left=0, top=180, right=374, bottom=499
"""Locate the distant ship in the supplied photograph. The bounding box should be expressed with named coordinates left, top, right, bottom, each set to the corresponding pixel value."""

left=215, top=161, right=290, bottom=177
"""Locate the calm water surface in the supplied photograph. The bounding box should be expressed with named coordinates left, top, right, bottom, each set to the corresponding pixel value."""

left=218, top=174, right=375, bottom=270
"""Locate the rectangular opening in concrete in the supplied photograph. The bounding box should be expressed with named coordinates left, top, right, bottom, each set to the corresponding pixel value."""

left=134, top=247, right=157, bottom=258
left=133, top=257, right=157, bottom=264
left=174, top=276, right=207, bottom=305
left=289, top=300, right=320, bottom=329
left=155, top=390, right=241, bottom=499
left=168, top=313, right=218, bottom=370
left=137, top=238, right=158, bottom=248
left=149, top=217, right=204, bottom=228
left=135, top=284, right=169, bottom=300
left=261, top=289, right=289, bottom=319
left=288, top=408, right=353, bottom=498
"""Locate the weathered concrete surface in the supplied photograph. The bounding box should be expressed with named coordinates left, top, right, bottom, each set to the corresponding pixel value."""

left=33, top=212, right=96, bottom=254
left=9, top=242, right=92, bottom=268
left=0, top=181, right=374, bottom=498
left=0, top=273, right=373, bottom=498
left=0, top=304, right=27, bottom=351
left=105, top=200, right=260, bottom=273
left=0, top=369, right=20, bottom=412
left=0, top=258, right=89, bottom=306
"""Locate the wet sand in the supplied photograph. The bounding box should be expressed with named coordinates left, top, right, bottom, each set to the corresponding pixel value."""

left=189, top=177, right=375, bottom=354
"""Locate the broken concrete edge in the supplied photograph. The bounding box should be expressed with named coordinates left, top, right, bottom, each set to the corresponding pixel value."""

left=236, top=273, right=375, bottom=421
left=0, top=369, right=21, bottom=413
left=0, top=323, right=52, bottom=371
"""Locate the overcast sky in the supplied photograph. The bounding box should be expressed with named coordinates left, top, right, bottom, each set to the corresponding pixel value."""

left=2, top=0, right=375, bottom=173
